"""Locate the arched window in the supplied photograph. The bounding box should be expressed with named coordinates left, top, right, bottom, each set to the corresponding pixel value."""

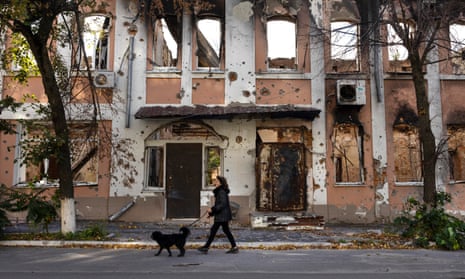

left=387, top=24, right=409, bottom=61
left=393, top=124, right=422, bottom=183
left=78, top=14, right=111, bottom=70
left=448, top=126, right=465, bottom=182
left=196, top=17, right=222, bottom=68
left=333, top=123, right=364, bottom=184
left=331, top=21, right=358, bottom=60
left=152, top=17, right=179, bottom=68
left=266, top=18, right=296, bottom=70
left=449, top=23, right=465, bottom=54
left=330, top=21, right=359, bottom=72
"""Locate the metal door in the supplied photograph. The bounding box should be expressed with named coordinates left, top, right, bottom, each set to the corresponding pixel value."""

left=166, top=143, right=202, bottom=218
left=257, top=143, right=306, bottom=211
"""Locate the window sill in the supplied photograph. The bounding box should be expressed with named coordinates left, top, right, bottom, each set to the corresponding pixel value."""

left=15, top=181, right=98, bottom=188
left=141, top=187, right=164, bottom=193
left=395, top=182, right=423, bottom=187
left=335, top=182, right=365, bottom=187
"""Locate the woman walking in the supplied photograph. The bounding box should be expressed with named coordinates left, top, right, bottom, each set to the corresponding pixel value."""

left=198, top=176, right=239, bottom=254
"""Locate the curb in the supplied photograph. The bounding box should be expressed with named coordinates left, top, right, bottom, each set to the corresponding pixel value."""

left=0, top=240, right=338, bottom=249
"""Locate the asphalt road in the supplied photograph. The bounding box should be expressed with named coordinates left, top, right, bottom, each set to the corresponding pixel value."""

left=1, top=247, right=465, bottom=279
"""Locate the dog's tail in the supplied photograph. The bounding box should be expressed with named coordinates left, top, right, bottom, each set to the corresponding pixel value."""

left=179, top=226, right=191, bottom=237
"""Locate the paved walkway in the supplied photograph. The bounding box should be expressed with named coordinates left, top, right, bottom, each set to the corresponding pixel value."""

left=1, top=220, right=410, bottom=249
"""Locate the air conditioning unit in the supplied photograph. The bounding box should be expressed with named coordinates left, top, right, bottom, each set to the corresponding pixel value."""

left=93, top=71, right=115, bottom=88
left=336, top=80, right=366, bottom=106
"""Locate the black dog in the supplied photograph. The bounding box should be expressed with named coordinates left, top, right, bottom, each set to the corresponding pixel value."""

left=150, top=226, right=190, bottom=257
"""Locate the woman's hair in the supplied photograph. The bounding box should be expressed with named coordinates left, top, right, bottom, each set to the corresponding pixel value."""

left=216, top=175, right=229, bottom=189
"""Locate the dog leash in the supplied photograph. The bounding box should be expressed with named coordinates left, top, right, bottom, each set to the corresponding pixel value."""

left=186, top=211, right=209, bottom=227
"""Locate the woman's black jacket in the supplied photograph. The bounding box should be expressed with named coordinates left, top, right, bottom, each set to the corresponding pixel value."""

left=210, top=185, right=232, bottom=222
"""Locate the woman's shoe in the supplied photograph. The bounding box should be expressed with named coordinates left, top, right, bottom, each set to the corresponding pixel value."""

left=197, top=246, right=209, bottom=253
left=226, top=246, right=239, bottom=254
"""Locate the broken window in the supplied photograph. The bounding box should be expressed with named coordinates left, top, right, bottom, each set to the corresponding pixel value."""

left=449, top=23, right=465, bottom=73
left=76, top=14, right=111, bottom=70
left=393, top=124, right=422, bottom=183
left=450, top=23, right=465, bottom=55
left=205, top=146, right=221, bottom=186
left=145, top=146, right=164, bottom=188
left=333, top=123, right=363, bottom=184
left=331, top=21, right=359, bottom=72
left=387, top=24, right=409, bottom=62
left=267, top=18, right=296, bottom=70
left=448, top=126, right=465, bottom=182
left=151, top=17, right=179, bottom=68
left=16, top=123, right=99, bottom=186
left=196, top=17, right=222, bottom=69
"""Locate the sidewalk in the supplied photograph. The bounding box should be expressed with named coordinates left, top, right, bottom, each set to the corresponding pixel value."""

left=1, top=220, right=412, bottom=250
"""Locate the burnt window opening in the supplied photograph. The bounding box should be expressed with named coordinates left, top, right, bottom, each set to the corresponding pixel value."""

left=205, top=146, right=222, bottom=186
left=333, top=123, right=364, bottom=184
left=447, top=126, right=465, bottom=182
left=449, top=23, right=465, bottom=74
left=387, top=24, right=409, bottom=62
left=77, top=14, right=111, bottom=70
left=146, top=146, right=164, bottom=188
left=266, top=18, right=297, bottom=70
left=196, top=17, right=223, bottom=69
left=151, top=17, right=180, bottom=68
left=393, top=124, right=423, bottom=183
left=17, top=123, right=99, bottom=186
left=330, top=21, right=359, bottom=72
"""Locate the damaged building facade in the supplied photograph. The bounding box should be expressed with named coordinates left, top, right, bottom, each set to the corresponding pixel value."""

left=1, top=0, right=465, bottom=226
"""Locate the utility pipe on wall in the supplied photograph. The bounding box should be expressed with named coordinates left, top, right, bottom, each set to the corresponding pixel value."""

left=126, top=24, right=138, bottom=128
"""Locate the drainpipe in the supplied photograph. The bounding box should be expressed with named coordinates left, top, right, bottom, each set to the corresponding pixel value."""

left=109, top=199, right=136, bottom=221
left=126, top=24, right=138, bottom=128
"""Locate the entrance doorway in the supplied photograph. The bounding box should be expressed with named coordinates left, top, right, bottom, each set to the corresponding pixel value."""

left=257, top=143, right=306, bottom=211
left=166, top=143, right=202, bottom=218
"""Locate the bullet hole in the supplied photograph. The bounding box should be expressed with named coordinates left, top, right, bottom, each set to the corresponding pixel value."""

left=228, top=71, right=238, bottom=82
left=236, top=136, right=243, bottom=143
left=242, top=90, right=251, bottom=97
left=260, top=87, right=271, bottom=96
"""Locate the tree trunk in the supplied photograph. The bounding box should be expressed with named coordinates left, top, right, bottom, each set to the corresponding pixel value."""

left=32, top=39, right=76, bottom=233
left=410, top=54, right=437, bottom=204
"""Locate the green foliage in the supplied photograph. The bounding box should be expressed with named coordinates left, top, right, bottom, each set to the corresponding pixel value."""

left=63, top=223, right=108, bottom=241
left=1, top=33, right=40, bottom=83
left=394, top=192, right=465, bottom=250
left=0, top=184, right=58, bottom=234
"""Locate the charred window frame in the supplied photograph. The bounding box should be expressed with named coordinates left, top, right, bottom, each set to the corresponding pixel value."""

left=387, top=24, right=409, bottom=62
left=266, top=17, right=297, bottom=71
left=205, top=146, right=222, bottom=187
left=151, top=16, right=180, bottom=69
left=449, top=22, right=465, bottom=73
left=15, top=122, right=99, bottom=187
left=333, top=123, right=364, bottom=184
left=330, top=21, right=359, bottom=72
left=447, top=126, right=465, bottom=183
left=393, top=124, right=423, bottom=184
left=195, top=16, right=223, bottom=70
left=76, top=14, right=111, bottom=70
left=145, top=146, right=164, bottom=189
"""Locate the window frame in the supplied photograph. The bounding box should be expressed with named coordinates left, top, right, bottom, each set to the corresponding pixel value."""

left=266, top=17, right=297, bottom=71
left=447, top=125, right=465, bottom=184
left=77, top=13, right=112, bottom=71
left=14, top=122, right=99, bottom=187
left=393, top=124, right=423, bottom=186
left=330, top=20, right=359, bottom=61
left=194, top=16, right=224, bottom=71
left=150, top=16, right=180, bottom=71
left=333, top=123, right=365, bottom=185
left=204, top=146, right=223, bottom=188
left=144, top=146, right=165, bottom=190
